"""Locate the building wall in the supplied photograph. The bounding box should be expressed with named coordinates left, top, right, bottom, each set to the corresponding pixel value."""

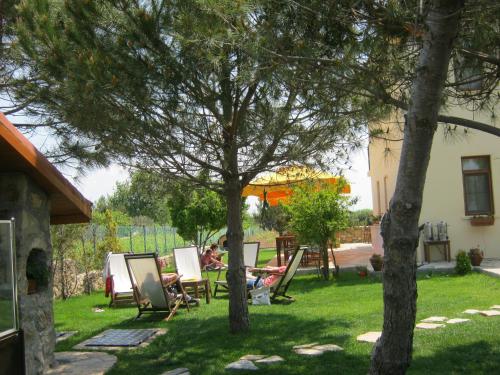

left=368, top=105, right=500, bottom=262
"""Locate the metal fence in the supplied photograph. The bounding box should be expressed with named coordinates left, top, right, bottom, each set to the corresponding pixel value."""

left=83, top=225, right=263, bottom=256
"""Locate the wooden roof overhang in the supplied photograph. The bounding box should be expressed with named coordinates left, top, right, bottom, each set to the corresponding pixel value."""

left=0, top=113, right=92, bottom=224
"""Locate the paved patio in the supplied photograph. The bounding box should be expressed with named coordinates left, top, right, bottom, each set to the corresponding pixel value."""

left=267, top=244, right=500, bottom=278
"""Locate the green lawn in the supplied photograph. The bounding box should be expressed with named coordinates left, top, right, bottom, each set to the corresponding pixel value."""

left=54, top=269, right=500, bottom=374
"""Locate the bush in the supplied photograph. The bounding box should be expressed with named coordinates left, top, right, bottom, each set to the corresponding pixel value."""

left=455, top=250, right=472, bottom=275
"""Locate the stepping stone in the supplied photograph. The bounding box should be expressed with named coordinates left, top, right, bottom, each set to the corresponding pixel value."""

left=421, top=316, right=447, bottom=323
left=255, top=355, right=284, bottom=364
left=312, top=344, right=344, bottom=352
left=480, top=310, right=500, bottom=317
left=463, top=309, right=481, bottom=315
left=162, top=369, right=190, bottom=375
left=490, top=305, right=500, bottom=310
left=356, top=332, right=382, bottom=343
left=294, top=348, right=324, bottom=356
left=446, top=318, right=470, bottom=324
left=225, top=360, right=259, bottom=371
left=416, top=323, right=445, bottom=329
left=47, top=352, right=117, bottom=375
left=293, top=342, right=319, bottom=349
left=240, top=355, right=265, bottom=361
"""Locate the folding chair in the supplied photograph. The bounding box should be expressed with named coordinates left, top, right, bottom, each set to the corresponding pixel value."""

left=124, top=253, right=188, bottom=321
left=213, top=242, right=260, bottom=297
left=104, top=252, right=134, bottom=306
left=173, top=246, right=211, bottom=303
left=269, top=247, right=305, bottom=300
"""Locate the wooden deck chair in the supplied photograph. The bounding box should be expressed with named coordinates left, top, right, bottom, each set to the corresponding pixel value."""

left=213, top=242, right=260, bottom=297
left=124, top=253, right=187, bottom=321
left=104, top=253, right=134, bottom=306
left=173, top=246, right=211, bottom=303
left=268, top=247, right=305, bottom=300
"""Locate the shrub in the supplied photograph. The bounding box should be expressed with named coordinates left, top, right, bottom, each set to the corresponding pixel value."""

left=455, top=250, right=472, bottom=275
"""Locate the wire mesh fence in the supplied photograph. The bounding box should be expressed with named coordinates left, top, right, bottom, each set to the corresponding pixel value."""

left=82, top=225, right=263, bottom=256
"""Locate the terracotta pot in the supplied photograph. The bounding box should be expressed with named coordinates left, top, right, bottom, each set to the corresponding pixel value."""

left=358, top=271, right=367, bottom=278
left=469, top=252, right=483, bottom=266
left=470, top=216, right=494, bottom=226
left=370, top=255, right=384, bottom=271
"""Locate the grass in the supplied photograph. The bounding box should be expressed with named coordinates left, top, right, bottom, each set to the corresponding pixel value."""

left=53, top=270, right=500, bottom=374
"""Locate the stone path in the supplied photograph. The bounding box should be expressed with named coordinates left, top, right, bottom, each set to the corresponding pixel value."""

left=225, top=360, right=259, bottom=371
left=446, top=318, right=470, bottom=324
left=421, top=316, right=447, bottom=323
left=356, top=331, right=382, bottom=343
left=46, top=352, right=117, bottom=375
left=161, top=368, right=190, bottom=375
left=416, top=323, right=445, bottom=329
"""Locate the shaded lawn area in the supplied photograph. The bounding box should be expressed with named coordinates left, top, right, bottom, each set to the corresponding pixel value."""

left=54, top=268, right=500, bottom=375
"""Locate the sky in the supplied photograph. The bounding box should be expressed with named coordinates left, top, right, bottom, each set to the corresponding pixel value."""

left=69, top=147, right=373, bottom=212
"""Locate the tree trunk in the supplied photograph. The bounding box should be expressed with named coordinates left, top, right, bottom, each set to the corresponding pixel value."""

left=370, top=1, right=464, bottom=374
left=320, top=242, right=330, bottom=280
left=225, top=177, right=250, bottom=333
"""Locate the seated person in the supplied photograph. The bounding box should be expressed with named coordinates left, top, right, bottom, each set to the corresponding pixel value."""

left=246, top=265, right=287, bottom=289
left=201, top=249, right=226, bottom=270
left=209, top=243, right=223, bottom=261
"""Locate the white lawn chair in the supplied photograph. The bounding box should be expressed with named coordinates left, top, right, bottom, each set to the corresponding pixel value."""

left=124, top=253, right=188, bottom=321
left=213, top=242, right=260, bottom=297
left=173, top=246, right=211, bottom=303
left=104, top=253, right=134, bottom=306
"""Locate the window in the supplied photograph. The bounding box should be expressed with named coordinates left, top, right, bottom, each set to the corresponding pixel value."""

left=461, top=156, right=494, bottom=216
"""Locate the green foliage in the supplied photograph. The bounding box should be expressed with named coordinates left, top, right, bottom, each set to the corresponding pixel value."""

left=168, top=185, right=226, bottom=249
left=455, top=250, right=472, bottom=275
left=286, top=182, right=352, bottom=279
left=286, top=182, right=352, bottom=248
left=255, top=203, right=291, bottom=235
left=96, top=209, right=122, bottom=265
left=107, top=171, right=171, bottom=224
left=349, top=209, right=375, bottom=226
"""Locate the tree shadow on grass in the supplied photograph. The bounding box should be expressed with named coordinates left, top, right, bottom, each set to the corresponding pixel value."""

left=106, top=313, right=364, bottom=375
left=409, top=341, right=500, bottom=374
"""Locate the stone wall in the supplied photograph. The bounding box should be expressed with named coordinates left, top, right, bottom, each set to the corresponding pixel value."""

left=336, top=226, right=371, bottom=244
left=0, top=173, right=55, bottom=374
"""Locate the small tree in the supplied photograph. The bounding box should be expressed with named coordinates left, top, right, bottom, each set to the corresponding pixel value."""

left=256, top=203, right=291, bottom=236
left=286, top=182, right=352, bottom=280
left=168, top=186, right=227, bottom=252
left=50, top=224, right=85, bottom=299
left=95, top=209, right=122, bottom=266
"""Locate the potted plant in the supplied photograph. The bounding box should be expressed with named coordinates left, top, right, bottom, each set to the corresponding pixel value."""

left=356, top=266, right=368, bottom=278
left=369, top=253, right=384, bottom=271
left=468, top=247, right=484, bottom=266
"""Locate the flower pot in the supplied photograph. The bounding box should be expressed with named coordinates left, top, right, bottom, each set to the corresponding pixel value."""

left=468, top=250, right=484, bottom=266
left=369, top=255, right=384, bottom=271
left=470, top=216, right=494, bottom=226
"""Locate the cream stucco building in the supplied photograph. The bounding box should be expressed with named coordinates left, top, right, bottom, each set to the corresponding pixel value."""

left=368, top=104, right=500, bottom=263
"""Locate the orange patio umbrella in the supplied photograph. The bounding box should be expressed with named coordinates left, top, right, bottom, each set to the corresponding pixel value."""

left=241, top=166, right=351, bottom=206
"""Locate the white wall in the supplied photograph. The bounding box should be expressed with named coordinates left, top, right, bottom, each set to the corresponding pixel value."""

left=368, top=105, right=500, bottom=262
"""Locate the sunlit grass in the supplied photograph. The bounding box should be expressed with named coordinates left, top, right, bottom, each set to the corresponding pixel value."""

left=54, top=271, right=500, bottom=374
